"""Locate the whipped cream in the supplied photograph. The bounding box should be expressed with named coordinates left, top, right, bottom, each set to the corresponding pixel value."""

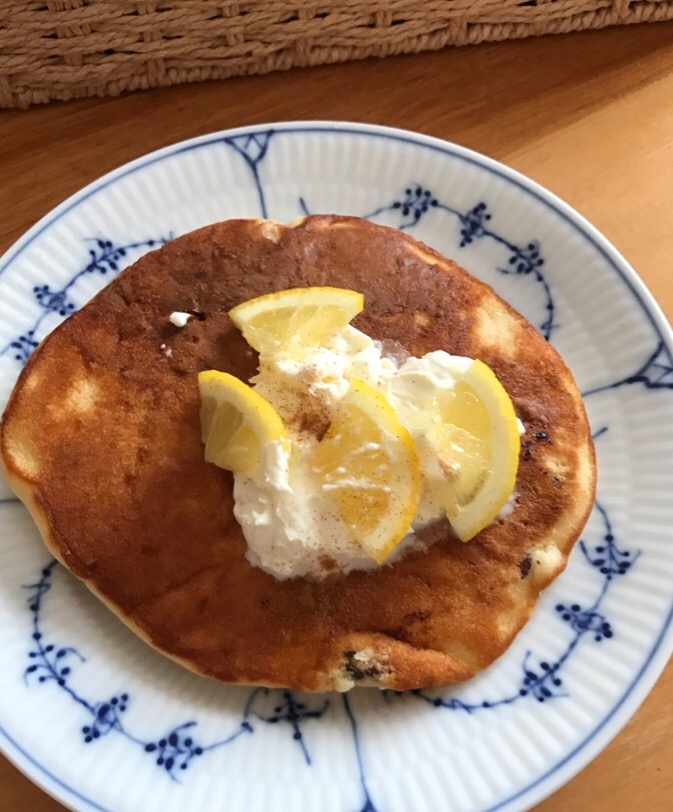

left=250, top=327, right=396, bottom=425
left=169, top=311, right=192, bottom=328
left=233, top=326, right=512, bottom=580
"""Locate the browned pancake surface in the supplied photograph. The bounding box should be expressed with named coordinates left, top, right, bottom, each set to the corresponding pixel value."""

left=1, top=217, right=595, bottom=691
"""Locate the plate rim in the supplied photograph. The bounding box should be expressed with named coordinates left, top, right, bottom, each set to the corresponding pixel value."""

left=1, top=120, right=672, bottom=812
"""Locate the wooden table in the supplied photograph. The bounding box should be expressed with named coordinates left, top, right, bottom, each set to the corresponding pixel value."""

left=1, top=19, right=672, bottom=811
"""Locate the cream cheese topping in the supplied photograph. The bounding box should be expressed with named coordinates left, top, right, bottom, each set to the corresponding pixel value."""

left=169, top=311, right=192, bottom=328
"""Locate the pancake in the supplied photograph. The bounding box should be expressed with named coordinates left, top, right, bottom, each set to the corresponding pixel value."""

left=0, top=216, right=596, bottom=692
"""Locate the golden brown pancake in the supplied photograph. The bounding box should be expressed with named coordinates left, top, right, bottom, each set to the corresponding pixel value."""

left=0, top=216, right=596, bottom=692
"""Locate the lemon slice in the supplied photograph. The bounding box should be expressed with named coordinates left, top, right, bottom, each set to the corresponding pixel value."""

left=423, top=359, right=520, bottom=541
left=198, top=370, right=288, bottom=477
left=312, top=379, right=421, bottom=563
left=228, top=287, right=364, bottom=356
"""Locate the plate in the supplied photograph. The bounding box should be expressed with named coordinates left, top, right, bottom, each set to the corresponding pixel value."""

left=1, top=122, right=672, bottom=812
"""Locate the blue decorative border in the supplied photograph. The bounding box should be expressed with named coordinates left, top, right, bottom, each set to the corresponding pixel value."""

left=582, top=339, right=673, bottom=396
left=397, top=488, right=636, bottom=716
left=23, top=563, right=253, bottom=780
left=22, top=563, right=342, bottom=780
left=223, top=131, right=274, bottom=218
left=368, top=188, right=556, bottom=339
left=301, top=185, right=556, bottom=339
left=9, top=471, right=644, bottom=812
left=0, top=237, right=170, bottom=365
left=0, top=123, right=672, bottom=812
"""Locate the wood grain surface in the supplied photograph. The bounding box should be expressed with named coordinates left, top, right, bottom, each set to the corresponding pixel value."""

left=1, top=19, right=672, bottom=812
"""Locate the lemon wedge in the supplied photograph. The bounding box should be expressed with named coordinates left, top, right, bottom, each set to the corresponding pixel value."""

left=228, top=286, right=364, bottom=356
left=419, top=359, right=520, bottom=541
left=312, top=379, right=421, bottom=564
left=198, top=370, right=289, bottom=477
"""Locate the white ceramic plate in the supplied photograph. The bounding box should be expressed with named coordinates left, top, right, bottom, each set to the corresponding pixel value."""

left=1, top=123, right=672, bottom=812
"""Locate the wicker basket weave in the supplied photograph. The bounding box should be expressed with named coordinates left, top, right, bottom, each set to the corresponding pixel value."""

left=2, top=1, right=673, bottom=109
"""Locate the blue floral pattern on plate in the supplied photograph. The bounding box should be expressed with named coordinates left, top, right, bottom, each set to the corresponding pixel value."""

left=0, top=237, right=169, bottom=365
left=1, top=124, right=672, bottom=812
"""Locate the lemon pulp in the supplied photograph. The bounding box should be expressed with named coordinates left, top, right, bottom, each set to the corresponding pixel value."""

left=312, top=379, right=421, bottom=563
left=198, top=370, right=288, bottom=478
left=228, top=286, right=363, bottom=357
